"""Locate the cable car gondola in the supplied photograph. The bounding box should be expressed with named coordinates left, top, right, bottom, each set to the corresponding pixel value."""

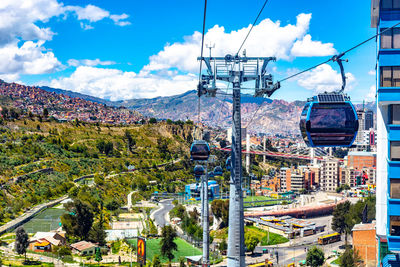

left=194, top=165, right=205, bottom=177
left=208, top=171, right=215, bottom=178
left=214, top=166, right=223, bottom=176
left=226, top=156, right=232, bottom=171
left=299, top=55, right=359, bottom=147
left=190, top=140, right=210, bottom=161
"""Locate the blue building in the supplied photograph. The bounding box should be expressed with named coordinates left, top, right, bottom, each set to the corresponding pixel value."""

left=372, top=0, right=400, bottom=262
left=185, top=180, right=220, bottom=201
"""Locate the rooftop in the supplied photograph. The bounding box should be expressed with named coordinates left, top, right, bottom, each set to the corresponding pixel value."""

left=70, top=241, right=96, bottom=251
left=352, top=222, right=376, bottom=232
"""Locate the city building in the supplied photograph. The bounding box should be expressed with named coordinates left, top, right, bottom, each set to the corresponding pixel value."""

left=320, top=159, right=340, bottom=192
left=371, top=0, right=400, bottom=261
left=347, top=151, right=376, bottom=170
left=290, top=173, right=305, bottom=193
left=279, top=167, right=291, bottom=192
left=352, top=222, right=377, bottom=267
left=184, top=180, right=220, bottom=201
left=365, top=109, right=374, bottom=130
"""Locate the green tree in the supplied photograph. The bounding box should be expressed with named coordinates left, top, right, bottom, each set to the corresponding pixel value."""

left=96, top=140, right=106, bottom=154
left=179, top=256, right=186, bottom=267
left=340, top=248, right=362, bottom=267
left=332, top=201, right=351, bottom=243
left=15, top=227, right=29, bottom=262
left=211, top=199, right=229, bottom=228
left=152, top=254, right=162, bottom=267
left=43, top=108, right=49, bottom=118
left=160, top=225, right=178, bottom=265
left=61, top=199, right=94, bottom=240
left=149, top=118, right=157, bottom=124
left=306, top=246, right=325, bottom=267
left=244, top=233, right=259, bottom=254
left=104, top=141, right=113, bottom=156
left=89, top=222, right=107, bottom=246
left=95, top=247, right=102, bottom=263
left=219, top=238, right=227, bottom=252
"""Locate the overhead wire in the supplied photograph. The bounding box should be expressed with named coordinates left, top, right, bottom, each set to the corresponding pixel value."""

left=197, top=0, right=208, bottom=132
left=236, top=0, right=270, bottom=55
left=278, top=21, right=400, bottom=83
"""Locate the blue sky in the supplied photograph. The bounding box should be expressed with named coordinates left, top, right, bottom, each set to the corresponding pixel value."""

left=0, top=0, right=377, bottom=102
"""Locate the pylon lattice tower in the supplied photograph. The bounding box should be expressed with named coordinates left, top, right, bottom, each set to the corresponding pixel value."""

left=197, top=53, right=279, bottom=267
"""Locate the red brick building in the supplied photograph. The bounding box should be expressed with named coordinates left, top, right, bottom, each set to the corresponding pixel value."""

left=352, top=222, right=377, bottom=267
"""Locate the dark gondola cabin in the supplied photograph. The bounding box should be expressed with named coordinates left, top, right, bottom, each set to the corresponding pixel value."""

left=194, top=165, right=205, bottom=177
left=300, top=93, right=358, bottom=147
left=226, top=156, right=232, bottom=171
left=214, top=166, right=223, bottom=176
left=190, top=140, right=210, bottom=161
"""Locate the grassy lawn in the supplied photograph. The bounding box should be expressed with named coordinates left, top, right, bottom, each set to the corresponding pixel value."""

left=212, top=226, right=288, bottom=246
left=2, top=260, right=54, bottom=266
left=243, top=196, right=273, bottom=202
left=127, top=238, right=201, bottom=263
left=331, top=257, right=340, bottom=265
left=22, top=208, right=66, bottom=233
left=245, top=225, right=289, bottom=245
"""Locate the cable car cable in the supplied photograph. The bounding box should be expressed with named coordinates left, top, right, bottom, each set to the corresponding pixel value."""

left=197, top=0, right=208, bottom=130
left=236, top=0, right=270, bottom=56
left=278, top=20, right=400, bottom=83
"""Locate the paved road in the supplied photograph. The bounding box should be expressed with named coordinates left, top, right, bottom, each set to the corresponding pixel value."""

left=152, top=199, right=174, bottom=227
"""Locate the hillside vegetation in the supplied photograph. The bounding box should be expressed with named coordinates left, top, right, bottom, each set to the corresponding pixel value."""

left=0, top=117, right=195, bottom=225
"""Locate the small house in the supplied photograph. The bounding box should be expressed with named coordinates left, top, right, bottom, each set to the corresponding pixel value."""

left=70, top=241, right=97, bottom=256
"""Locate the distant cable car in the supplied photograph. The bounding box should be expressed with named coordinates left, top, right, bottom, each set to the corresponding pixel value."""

left=214, top=166, right=223, bottom=176
left=194, top=165, right=205, bottom=177
left=226, top=156, right=232, bottom=171
left=299, top=55, right=358, bottom=147
left=190, top=140, right=210, bottom=161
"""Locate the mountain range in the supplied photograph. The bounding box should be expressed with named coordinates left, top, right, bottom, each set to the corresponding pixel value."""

left=40, top=86, right=375, bottom=135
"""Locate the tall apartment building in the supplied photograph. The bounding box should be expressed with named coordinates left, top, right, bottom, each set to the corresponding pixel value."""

left=320, top=159, right=340, bottom=192
left=372, top=0, right=400, bottom=259
left=365, top=109, right=374, bottom=130
left=279, top=167, right=290, bottom=192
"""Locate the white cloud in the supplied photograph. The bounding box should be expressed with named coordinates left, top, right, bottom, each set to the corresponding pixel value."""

left=0, top=0, right=130, bottom=78
left=65, top=5, right=130, bottom=28
left=296, top=64, right=355, bottom=93
left=48, top=66, right=197, bottom=101
left=144, top=13, right=336, bottom=73
left=291, top=34, right=336, bottom=56
left=366, top=85, right=376, bottom=101
left=65, top=5, right=109, bottom=22
left=67, top=58, right=116, bottom=67
left=0, top=41, right=61, bottom=75
left=368, top=70, right=376, bottom=76
left=47, top=12, right=340, bottom=101
left=110, top=14, right=131, bottom=26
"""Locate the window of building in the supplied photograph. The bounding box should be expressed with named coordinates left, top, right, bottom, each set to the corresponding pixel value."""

left=391, top=179, right=400, bottom=198
left=391, top=141, right=400, bottom=161
left=381, top=28, right=400, bottom=49
left=381, top=67, right=400, bottom=87
left=390, top=105, right=400, bottom=124
left=391, top=216, right=400, bottom=236
left=382, top=0, right=400, bottom=9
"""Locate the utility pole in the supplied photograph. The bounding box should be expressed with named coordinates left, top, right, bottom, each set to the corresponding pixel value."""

left=197, top=53, right=279, bottom=267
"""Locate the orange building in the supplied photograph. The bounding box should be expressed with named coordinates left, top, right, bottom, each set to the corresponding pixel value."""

left=347, top=151, right=376, bottom=170
left=352, top=222, right=377, bottom=267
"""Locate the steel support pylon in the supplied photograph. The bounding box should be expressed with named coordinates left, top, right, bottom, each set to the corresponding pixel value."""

left=196, top=54, right=278, bottom=267
left=227, top=81, right=245, bottom=267
left=201, top=165, right=209, bottom=266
